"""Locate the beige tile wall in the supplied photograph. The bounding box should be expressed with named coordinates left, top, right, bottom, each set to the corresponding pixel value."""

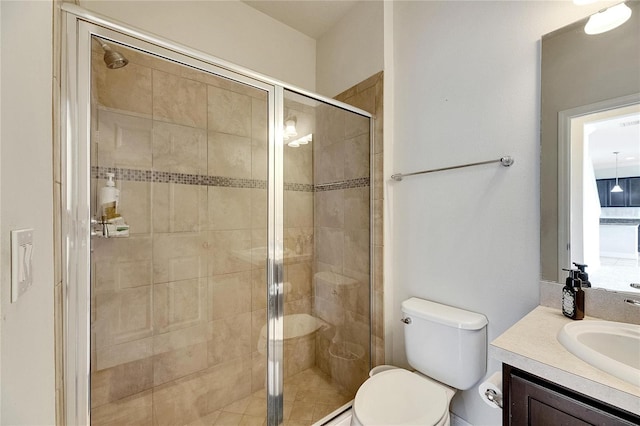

left=333, top=72, right=384, bottom=369
left=309, top=73, right=383, bottom=397
left=282, top=99, right=316, bottom=381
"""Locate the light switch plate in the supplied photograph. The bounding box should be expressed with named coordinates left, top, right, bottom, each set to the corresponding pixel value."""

left=11, top=228, right=34, bottom=303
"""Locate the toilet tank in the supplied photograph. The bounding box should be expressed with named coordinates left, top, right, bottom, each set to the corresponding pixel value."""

left=401, top=297, right=488, bottom=390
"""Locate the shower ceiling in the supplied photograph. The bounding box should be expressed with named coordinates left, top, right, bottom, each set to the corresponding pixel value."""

left=242, top=0, right=358, bottom=38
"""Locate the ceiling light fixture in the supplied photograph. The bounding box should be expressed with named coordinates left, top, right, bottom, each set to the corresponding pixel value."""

left=283, top=117, right=298, bottom=141
left=611, top=151, right=623, bottom=193
left=287, top=134, right=312, bottom=148
left=584, top=2, right=632, bottom=35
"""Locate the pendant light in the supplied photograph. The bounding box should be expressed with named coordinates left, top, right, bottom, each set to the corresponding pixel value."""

left=611, top=151, right=623, bottom=193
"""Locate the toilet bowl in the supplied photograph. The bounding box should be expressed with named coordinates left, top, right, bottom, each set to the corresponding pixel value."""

left=350, top=297, right=488, bottom=426
left=351, top=369, right=455, bottom=426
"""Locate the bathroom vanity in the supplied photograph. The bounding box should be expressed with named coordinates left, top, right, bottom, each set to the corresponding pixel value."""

left=503, top=365, right=636, bottom=425
left=491, top=306, right=640, bottom=425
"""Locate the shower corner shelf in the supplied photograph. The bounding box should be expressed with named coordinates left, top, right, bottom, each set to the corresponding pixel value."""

left=91, top=217, right=130, bottom=238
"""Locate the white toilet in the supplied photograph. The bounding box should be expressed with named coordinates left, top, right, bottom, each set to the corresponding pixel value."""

left=351, top=297, right=488, bottom=426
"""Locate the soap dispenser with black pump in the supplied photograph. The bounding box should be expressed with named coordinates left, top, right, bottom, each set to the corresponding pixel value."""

left=562, top=268, right=584, bottom=320
left=572, top=262, right=591, bottom=288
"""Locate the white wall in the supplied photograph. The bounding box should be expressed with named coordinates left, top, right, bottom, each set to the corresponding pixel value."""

left=582, top=156, right=600, bottom=270
left=389, top=1, right=609, bottom=425
left=0, top=1, right=55, bottom=424
left=316, top=0, right=384, bottom=97
left=81, top=0, right=317, bottom=91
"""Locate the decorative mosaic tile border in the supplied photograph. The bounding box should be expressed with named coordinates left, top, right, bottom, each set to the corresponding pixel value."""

left=285, top=182, right=315, bottom=192
left=315, top=177, right=370, bottom=192
left=92, top=166, right=368, bottom=192
left=93, top=166, right=265, bottom=189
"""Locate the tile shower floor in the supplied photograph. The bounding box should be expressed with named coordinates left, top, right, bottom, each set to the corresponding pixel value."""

left=186, top=367, right=352, bottom=426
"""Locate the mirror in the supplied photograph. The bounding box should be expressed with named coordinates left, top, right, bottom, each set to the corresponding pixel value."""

left=540, top=1, right=640, bottom=292
left=559, top=99, right=640, bottom=292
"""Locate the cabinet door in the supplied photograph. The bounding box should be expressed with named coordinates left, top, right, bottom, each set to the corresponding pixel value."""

left=507, top=369, right=637, bottom=426
left=628, top=177, right=640, bottom=207
left=607, top=178, right=627, bottom=207
left=596, top=179, right=609, bottom=207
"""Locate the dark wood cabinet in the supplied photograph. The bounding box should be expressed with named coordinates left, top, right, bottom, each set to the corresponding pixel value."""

left=502, top=365, right=640, bottom=426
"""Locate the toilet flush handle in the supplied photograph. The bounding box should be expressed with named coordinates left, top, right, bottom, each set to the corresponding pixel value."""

left=400, top=317, right=412, bottom=324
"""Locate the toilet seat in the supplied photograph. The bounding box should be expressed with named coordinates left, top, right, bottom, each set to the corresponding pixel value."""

left=353, top=369, right=449, bottom=426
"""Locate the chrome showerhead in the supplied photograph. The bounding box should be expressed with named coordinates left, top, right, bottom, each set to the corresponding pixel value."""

left=96, top=38, right=129, bottom=69
left=103, top=49, right=129, bottom=69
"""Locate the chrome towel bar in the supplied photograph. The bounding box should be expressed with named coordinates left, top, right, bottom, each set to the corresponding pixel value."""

left=391, top=156, right=514, bottom=181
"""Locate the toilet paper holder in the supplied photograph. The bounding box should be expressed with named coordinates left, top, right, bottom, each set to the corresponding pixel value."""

left=484, top=389, right=503, bottom=409
left=479, top=371, right=503, bottom=409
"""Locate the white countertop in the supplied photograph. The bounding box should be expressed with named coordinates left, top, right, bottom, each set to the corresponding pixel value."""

left=490, top=306, right=640, bottom=415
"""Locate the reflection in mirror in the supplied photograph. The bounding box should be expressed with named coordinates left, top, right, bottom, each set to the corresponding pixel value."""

left=540, top=1, right=640, bottom=293
left=559, top=98, right=640, bottom=292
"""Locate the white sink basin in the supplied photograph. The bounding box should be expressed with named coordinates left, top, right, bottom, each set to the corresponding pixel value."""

left=558, top=320, right=640, bottom=387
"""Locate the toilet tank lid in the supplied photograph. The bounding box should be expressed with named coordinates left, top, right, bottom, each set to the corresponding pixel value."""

left=402, top=298, right=488, bottom=330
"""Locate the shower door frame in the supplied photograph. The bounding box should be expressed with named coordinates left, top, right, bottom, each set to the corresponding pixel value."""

left=60, top=5, right=374, bottom=425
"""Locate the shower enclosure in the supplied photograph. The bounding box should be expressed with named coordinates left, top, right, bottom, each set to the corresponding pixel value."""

left=61, top=7, right=373, bottom=425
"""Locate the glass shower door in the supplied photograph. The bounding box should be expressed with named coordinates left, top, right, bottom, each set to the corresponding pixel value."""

left=280, top=90, right=372, bottom=423
left=88, top=37, right=273, bottom=425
